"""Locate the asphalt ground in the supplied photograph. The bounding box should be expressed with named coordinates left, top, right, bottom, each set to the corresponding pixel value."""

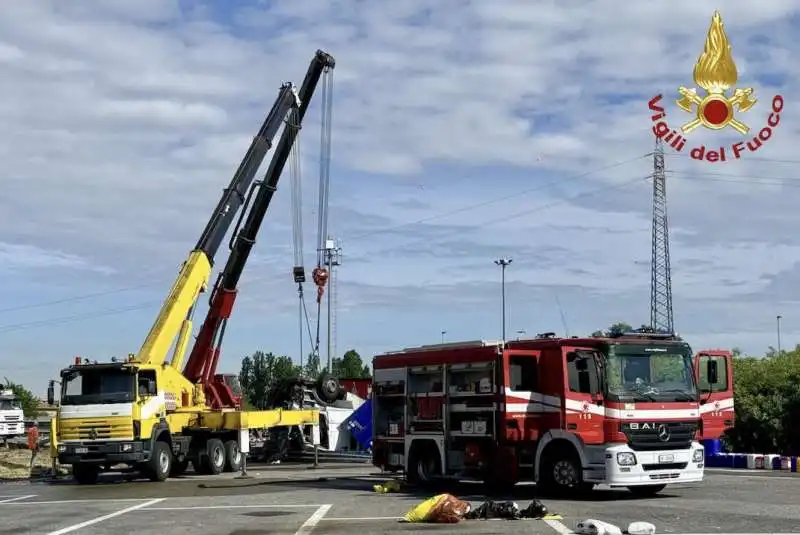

left=0, top=465, right=798, bottom=535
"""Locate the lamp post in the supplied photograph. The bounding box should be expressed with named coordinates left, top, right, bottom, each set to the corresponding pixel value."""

left=777, top=315, right=782, bottom=355
left=441, top=330, right=447, bottom=344
left=494, top=258, right=512, bottom=343
left=516, top=329, right=526, bottom=340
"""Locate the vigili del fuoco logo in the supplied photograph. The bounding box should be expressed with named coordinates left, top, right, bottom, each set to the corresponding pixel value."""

left=648, top=11, right=784, bottom=163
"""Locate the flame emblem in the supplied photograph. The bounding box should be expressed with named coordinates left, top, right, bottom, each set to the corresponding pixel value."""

left=676, top=11, right=757, bottom=134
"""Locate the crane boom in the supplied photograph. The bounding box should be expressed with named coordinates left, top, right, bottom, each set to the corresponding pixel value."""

left=183, top=50, right=336, bottom=408
left=133, top=83, right=301, bottom=367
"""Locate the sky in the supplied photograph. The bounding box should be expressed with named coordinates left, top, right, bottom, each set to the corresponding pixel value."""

left=1, top=0, right=799, bottom=393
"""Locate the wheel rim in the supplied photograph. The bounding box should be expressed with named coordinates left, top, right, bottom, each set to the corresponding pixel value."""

left=213, top=447, right=224, bottom=467
left=158, top=450, right=170, bottom=473
left=553, top=459, right=577, bottom=487
left=232, top=445, right=241, bottom=464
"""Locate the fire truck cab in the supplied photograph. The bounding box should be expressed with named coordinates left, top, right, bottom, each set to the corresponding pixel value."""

left=372, top=332, right=711, bottom=497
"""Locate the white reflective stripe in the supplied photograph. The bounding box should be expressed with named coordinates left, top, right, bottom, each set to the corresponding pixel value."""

left=698, top=397, right=735, bottom=414
left=604, top=407, right=699, bottom=419
left=564, top=398, right=605, bottom=416
left=505, top=402, right=560, bottom=413
left=506, top=390, right=561, bottom=407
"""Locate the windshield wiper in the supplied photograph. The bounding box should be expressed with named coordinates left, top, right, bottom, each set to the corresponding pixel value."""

left=633, top=392, right=658, bottom=402
left=657, top=389, right=697, bottom=401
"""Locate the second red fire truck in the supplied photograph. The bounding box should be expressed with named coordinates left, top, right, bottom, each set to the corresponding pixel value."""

left=372, top=331, right=722, bottom=496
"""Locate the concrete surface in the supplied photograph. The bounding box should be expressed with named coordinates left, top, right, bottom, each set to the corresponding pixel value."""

left=0, top=465, right=798, bottom=534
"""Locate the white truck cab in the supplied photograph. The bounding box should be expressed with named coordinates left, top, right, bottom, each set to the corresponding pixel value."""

left=0, top=389, right=25, bottom=442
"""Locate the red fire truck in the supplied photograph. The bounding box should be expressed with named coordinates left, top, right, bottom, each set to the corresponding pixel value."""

left=695, top=349, right=734, bottom=441
left=372, top=331, right=720, bottom=496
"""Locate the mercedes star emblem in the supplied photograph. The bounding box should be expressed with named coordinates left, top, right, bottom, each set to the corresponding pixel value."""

left=88, top=428, right=98, bottom=440
left=657, top=424, right=670, bottom=442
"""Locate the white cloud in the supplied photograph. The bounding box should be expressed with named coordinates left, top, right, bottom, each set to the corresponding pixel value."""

left=0, top=0, right=798, bottom=389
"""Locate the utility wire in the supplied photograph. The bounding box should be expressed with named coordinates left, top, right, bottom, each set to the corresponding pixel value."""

left=7, top=154, right=799, bottom=321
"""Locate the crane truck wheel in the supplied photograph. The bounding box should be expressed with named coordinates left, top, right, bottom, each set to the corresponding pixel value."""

left=144, top=440, right=172, bottom=482
left=223, top=439, right=242, bottom=472
left=202, top=438, right=226, bottom=475
left=72, top=463, right=100, bottom=485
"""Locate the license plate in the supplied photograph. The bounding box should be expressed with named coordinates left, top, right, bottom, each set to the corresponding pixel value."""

left=658, top=454, right=674, bottom=463
left=74, top=447, right=88, bottom=454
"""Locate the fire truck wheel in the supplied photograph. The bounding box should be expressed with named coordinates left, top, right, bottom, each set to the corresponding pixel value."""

left=203, top=438, right=226, bottom=475
left=407, top=445, right=440, bottom=486
left=223, top=439, right=242, bottom=472
left=72, top=463, right=100, bottom=485
left=627, top=484, right=666, bottom=497
left=539, top=449, right=592, bottom=495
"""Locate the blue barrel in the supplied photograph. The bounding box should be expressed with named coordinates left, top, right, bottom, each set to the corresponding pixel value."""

left=703, top=438, right=723, bottom=456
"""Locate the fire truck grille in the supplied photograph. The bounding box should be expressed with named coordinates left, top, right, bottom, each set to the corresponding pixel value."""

left=621, top=421, right=697, bottom=451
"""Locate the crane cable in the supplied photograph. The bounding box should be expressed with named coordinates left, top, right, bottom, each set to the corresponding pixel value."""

left=312, top=66, right=334, bottom=359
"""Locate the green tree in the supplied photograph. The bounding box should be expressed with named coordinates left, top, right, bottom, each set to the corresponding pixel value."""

left=330, top=349, right=371, bottom=378
left=3, top=378, right=39, bottom=418
left=592, top=322, right=634, bottom=337
left=239, top=351, right=301, bottom=409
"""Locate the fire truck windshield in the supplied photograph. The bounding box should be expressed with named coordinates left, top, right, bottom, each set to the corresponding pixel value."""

left=604, top=343, right=697, bottom=402
left=61, top=368, right=135, bottom=405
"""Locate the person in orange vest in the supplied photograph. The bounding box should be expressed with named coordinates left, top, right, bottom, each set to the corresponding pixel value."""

left=27, top=424, right=39, bottom=457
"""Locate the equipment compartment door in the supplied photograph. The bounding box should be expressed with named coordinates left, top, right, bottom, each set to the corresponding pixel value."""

left=563, top=349, right=604, bottom=444
left=695, top=352, right=734, bottom=439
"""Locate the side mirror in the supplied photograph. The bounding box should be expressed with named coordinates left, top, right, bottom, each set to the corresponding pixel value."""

left=147, top=379, right=157, bottom=396
left=707, top=359, right=719, bottom=384
left=46, top=380, right=55, bottom=406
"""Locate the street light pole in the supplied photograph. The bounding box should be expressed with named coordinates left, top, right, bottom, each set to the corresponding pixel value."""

left=494, top=258, right=512, bottom=343
left=441, top=330, right=447, bottom=344
left=777, top=315, right=782, bottom=355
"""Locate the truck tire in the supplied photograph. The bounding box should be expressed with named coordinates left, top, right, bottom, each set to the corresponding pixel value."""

left=406, top=446, right=439, bottom=487
left=223, top=439, right=242, bottom=472
left=202, top=438, right=225, bottom=475
left=538, top=449, right=593, bottom=496
left=144, top=440, right=172, bottom=482
left=627, top=484, right=666, bottom=497
left=72, top=463, right=100, bottom=485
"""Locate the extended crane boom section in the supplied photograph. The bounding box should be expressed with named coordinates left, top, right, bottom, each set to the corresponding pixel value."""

left=135, top=83, right=300, bottom=368
left=184, top=49, right=336, bottom=409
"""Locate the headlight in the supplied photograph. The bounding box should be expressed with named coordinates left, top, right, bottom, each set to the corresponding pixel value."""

left=692, top=448, right=704, bottom=462
left=121, top=443, right=133, bottom=452
left=617, top=452, right=637, bottom=466
left=57, top=445, right=67, bottom=453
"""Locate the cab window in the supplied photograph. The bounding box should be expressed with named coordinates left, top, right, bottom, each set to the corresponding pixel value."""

left=509, top=356, right=538, bottom=391
left=138, top=370, right=157, bottom=397
left=566, top=351, right=600, bottom=394
left=697, top=355, right=728, bottom=393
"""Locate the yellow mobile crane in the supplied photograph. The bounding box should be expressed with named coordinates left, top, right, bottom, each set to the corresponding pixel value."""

left=47, top=50, right=336, bottom=484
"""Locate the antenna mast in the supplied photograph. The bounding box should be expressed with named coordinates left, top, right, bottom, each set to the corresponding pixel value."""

left=650, top=137, right=674, bottom=332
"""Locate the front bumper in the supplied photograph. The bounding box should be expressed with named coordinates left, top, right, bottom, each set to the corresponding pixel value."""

left=604, top=442, right=704, bottom=487
left=57, top=440, right=149, bottom=465
left=0, top=422, right=24, bottom=437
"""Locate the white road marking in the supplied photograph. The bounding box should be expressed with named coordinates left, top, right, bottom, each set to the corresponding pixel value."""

left=544, top=519, right=576, bottom=534
left=322, top=516, right=401, bottom=521
left=2, top=498, right=148, bottom=505
left=707, top=469, right=799, bottom=479
left=145, top=504, right=323, bottom=511
left=294, top=504, right=332, bottom=535
left=0, top=495, right=36, bottom=504
left=45, top=498, right=164, bottom=535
